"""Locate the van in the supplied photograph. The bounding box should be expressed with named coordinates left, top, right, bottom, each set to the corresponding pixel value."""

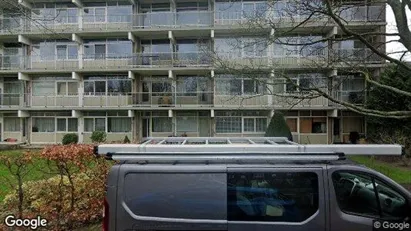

left=95, top=137, right=411, bottom=231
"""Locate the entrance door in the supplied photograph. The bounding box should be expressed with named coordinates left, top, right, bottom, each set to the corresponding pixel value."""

left=142, top=118, right=150, bottom=138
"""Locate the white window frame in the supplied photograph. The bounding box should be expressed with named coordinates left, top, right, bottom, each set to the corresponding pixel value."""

left=107, top=117, right=132, bottom=133
left=242, top=116, right=268, bottom=133
left=55, top=8, right=78, bottom=24
left=3, top=117, right=21, bottom=132
left=56, top=80, right=79, bottom=96
left=55, top=43, right=78, bottom=60
left=84, top=117, right=107, bottom=133
left=32, top=117, right=56, bottom=133
left=56, top=117, right=78, bottom=133
left=84, top=7, right=107, bottom=23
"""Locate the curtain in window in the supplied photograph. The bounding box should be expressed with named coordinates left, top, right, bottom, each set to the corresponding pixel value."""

left=152, top=117, right=172, bottom=132
left=68, top=118, right=78, bottom=132
left=4, top=118, right=20, bottom=132
left=243, top=118, right=255, bottom=132
left=256, top=118, right=267, bottom=132
left=108, top=118, right=131, bottom=132
left=95, top=118, right=106, bottom=131
left=57, top=118, right=66, bottom=131
left=33, top=118, right=55, bottom=132
left=84, top=118, right=94, bottom=132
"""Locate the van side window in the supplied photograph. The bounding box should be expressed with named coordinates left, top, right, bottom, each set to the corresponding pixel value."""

left=227, top=172, right=319, bottom=222
left=332, top=171, right=409, bottom=220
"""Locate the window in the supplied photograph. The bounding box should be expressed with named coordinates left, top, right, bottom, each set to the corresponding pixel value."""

left=152, top=82, right=172, bottom=93
left=57, top=118, right=78, bottom=132
left=84, top=118, right=105, bottom=132
left=107, top=79, right=131, bottom=94
left=56, top=45, right=77, bottom=60
left=32, top=118, right=55, bottom=132
left=57, top=82, right=78, bottom=95
left=228, top=172, right=319, bottom=222
left=152, top=117, right=172, bottom=132
left=243, top=118, right=267, bottom=132
left=32, top=81, right=55, bottom=96
left=177, top=77, right=198, bottom=96
left=332, top=171, right=409, bottom=219
left=216, top=117, right=242, bottom=133
left=4, top=118, right=20, bottom=132
left=176, top=116, right=197, bottom=132
left=84, top=7, right=106, bottom=23
left=300, top=117, right=326, bottom=134
left=108, top=118, right=131, bottom=133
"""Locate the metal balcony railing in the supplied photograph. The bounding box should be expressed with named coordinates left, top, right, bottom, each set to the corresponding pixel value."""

left=0, top=55, right=24, bottom=70
left=25, top=55, right=79, bottom=70
left=0, top=6, right=385, bottom=34
left=0, top=94, right=25, bottom=107
left=334, top=48, right=383, bottom=63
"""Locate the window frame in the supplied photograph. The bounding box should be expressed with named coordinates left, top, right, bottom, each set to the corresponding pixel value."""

left=56, top=117, right=78, bottom=132
left=3, top=117, right=21, bottom=132
left=56, top=80, right=78, bottom=96
left=331, top=170, right=411, bottom=220
left=227, top=170, right=320, bottom=222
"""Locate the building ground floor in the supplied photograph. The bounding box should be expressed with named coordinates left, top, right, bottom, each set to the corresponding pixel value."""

left=0, top=109, right=365, bottom=145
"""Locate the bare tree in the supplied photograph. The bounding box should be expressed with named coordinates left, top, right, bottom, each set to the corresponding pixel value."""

left=210, top=0, right=411, bottom=119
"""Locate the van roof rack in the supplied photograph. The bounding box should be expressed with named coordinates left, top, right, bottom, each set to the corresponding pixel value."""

left=93, top=137, right=403, bottom=163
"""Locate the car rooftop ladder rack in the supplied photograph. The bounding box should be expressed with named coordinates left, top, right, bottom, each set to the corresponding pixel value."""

left=94, top=137, right=403, bottom=163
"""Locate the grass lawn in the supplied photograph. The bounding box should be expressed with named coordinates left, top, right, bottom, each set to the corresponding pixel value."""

left=350, top=156, right=411, bottom=185
left=0, top=149, right=53, bottom=201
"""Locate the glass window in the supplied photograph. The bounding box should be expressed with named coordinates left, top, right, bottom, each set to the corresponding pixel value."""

left=67, top=82, right=78, bottom=95
left=176, top=116, right=197, bottom=132
left=84, top=118, right=94, bottom=132
left=57, top=118, right=66, bottom=132
left=108, top=118, right=131, bottom=133
left=57, top=45, right=67, bottom=59
left=107, top=41, right=132, bottom=58
left=67, top=8, right=78, bottom=23
left=256, top=118, right=267, bottom=132
left=152, top=117, right=172, bottom=132
left=286, top=79, right=297, bottom=93
left=95, top=118, right=106, bottom=131
left=152, top=82, right=171, bottom=93
left=107, top=79, right=131, bottom=94
left=374, top=179, right=409, bottom=219
left=84, top=81, right=94, bottom=95
left=332, top=171, right=380, bottom=217
left=33, top=118, right=55, bottom=132
left=68, top=45, right=78, bottom=59
left=68, top=118, right=78, bottom=132
left=57, top=82, right=67, bottom=95
left=56, top=9, right=68, bottom=23
left=32, top=82, right=55, bottom=96
left=4, top=118, right=20, bottom=132
left=95, top=44, right=106, bottom=59
left=244, top=118, right=255, bottom=132
left=243, top=80, right=256, bottom=94
left=95, top=81, right=106, bottom=94
left=216, top=117, right=241, bottom=133
left=300, top=117, right=326, bottom=134
left=177, top=77, right=197, bottom=96
left=228, top=172, right=319, bottom=222
left=95, top=8, right=106, bottom=22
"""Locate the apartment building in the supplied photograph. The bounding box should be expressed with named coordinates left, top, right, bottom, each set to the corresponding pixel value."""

left=0, top=0, right=385, bottom=144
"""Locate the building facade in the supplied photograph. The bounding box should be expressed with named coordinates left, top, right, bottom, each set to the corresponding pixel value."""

left=0, top=0, right=385, bottom=144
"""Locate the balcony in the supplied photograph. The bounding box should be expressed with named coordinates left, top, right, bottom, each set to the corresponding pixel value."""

left=214, top=94, right=271, bottom=107
left=27, top=55, right=79, bottom=70
left=0, top=94, right=24, bottom=108
left=0, top=55, right=24, bottom=70
left=215, top=53, right=270, bottom=69
left=82, top=15, right=132, bottom=31
left=131, top=91, right=214, bottom=107
left=334, top=48, right=384, bottom=64
left=129, top=52, right=211, bottom=68
left=134, top=11, right=213, bottom=29
left=338, top=5, right=385, bottom=23
left=272, top=95, right=329, bottom=108
left=30, top=94, right=79, bottom=107
left=272, top=49, right=328, bottom=68
left=0, top=6, right=384, bottom=35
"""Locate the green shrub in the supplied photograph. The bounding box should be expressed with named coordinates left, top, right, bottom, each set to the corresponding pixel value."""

left=0, top=172, right=105, bottom=230
left=265, top=112, right=293, bottom=141
left=62, top=133, right=79, bottom=145
left=123, top=135, right=130, bottom=143
left=90, top=131, right=106, bottom=143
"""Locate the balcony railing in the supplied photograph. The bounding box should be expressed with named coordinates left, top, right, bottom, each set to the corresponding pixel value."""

left=334, top=48, right=383, bottom=63
left=338, top=5, right=385, bottom=23
left=0, top=55, right=24, bottom=70
left=0, top=6, right=384, bottom=34
left=25, top=55, right=79, bottom=70
left=0, top=94, right=24, bottom=107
